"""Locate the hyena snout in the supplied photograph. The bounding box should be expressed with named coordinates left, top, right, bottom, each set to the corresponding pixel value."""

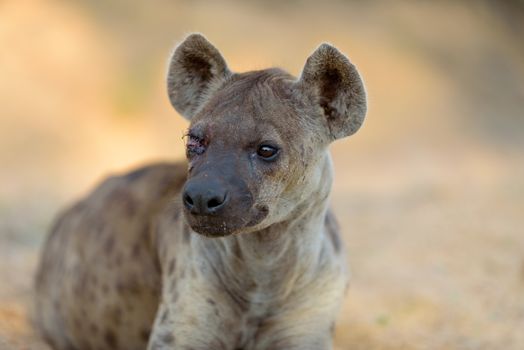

left=182, top=177, right=228, bottom=215
left=181, top=171, right=264, bottom=237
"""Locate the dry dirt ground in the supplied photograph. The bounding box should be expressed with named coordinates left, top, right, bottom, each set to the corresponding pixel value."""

left=1, top=0, right=523, bottom=349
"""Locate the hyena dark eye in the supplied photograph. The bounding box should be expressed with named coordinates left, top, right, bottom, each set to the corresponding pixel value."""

left=256, top=144, right=280, bottom=161
left=186, top=134, right=207, bottom=157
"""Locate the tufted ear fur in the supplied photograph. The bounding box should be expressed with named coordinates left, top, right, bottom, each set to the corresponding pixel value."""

left=167, top=34, right=231, bottom=120
left=297, top=43, right=367, bottom=140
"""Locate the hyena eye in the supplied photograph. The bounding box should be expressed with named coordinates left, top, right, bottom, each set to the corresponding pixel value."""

left=256, top=144, right=280, bottom=161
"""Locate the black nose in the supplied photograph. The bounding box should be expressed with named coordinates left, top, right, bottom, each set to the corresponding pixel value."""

left=182, top=180, right=228, bottom=215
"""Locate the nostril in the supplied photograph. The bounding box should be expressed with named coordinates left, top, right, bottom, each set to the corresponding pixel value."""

left=207, top=197, right=224, bottom=209
left=207, top=195, right=225, bottom=209
left=183, top=193, right=194, bottom=207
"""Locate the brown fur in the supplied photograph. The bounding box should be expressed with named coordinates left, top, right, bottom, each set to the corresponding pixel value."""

left=34, top=33, right=367, bottom=350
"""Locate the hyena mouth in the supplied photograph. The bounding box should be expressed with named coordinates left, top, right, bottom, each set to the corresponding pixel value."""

left=185, top=204, right=269, bottom=237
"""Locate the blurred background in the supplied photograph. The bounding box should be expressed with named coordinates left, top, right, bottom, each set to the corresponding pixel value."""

left=1, top=0, right=523, bottom=349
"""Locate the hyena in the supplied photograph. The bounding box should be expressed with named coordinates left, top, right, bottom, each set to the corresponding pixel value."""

left=34, top=33, right=367, bottom=350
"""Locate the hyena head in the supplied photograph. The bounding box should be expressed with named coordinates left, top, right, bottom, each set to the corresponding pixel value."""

left=167, top=34, right=366, bottom=237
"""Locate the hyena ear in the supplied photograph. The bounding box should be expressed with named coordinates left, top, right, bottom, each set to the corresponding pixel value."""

left=297, top=43, right=367, bottom=140
left=167, top=33, right=231, bottom=120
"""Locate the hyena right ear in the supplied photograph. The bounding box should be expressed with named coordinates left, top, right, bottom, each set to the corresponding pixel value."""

left=167, top=34, right=231, bottom=120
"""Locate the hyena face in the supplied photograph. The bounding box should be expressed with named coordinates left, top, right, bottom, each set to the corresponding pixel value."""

left=167, top=34, right=366, bottom=237
left=179, top=70, right=326, bottom=237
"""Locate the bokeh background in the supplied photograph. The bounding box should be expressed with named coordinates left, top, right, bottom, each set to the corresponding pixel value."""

left=1, top=0, right=524, bottom=349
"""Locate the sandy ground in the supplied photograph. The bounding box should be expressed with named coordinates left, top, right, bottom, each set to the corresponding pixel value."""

left=1, top=0, right=523, bottom=349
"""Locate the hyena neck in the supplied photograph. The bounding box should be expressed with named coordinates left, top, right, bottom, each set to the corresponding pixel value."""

left=194, top=153, right=334, bottom=295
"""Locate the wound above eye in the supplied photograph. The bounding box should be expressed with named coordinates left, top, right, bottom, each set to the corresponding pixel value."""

left=186, top=135, right=207, bottom=155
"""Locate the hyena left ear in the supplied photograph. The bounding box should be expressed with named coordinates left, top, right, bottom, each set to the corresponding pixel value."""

left=167, top=33, right=232, bottom=120
left=297, top=43, right=367, bottom=140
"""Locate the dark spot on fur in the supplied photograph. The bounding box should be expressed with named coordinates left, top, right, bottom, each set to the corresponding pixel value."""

left=87, top=289, right=96, bottom=302
left=114, top=252, right=123, bottom=266
left=231, top=241, right=243, bottom=260
left=89, top=323, right=98, bottom=334
left=111, top=306, right=123, bottom=325
left=140, top=328, right=150, bottom=342
left=42, top=333, right=59, bottom=350
left=93, top=220, right=104, bottom=237
left=161, top=308, right=169, bottom=323
left=72, top=271, right=89, bottom=296
left=104, top=330, right=118, bottom=347
left=247, top=316, right=263, bottom=328
left=255, top=317, right=279, bottom=336
left=206, top=298, right=216, bottom=306
left=171, top=290, right=179, bottom=302
left=161, top=332, right=175, bottom=344
left=235, top=332, right=245, bottom=350
left=80, top=341, right=92, bottom=350
left=132, top=241, right=142, bottom=258
left=115, top=279, right=141, bottom=295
